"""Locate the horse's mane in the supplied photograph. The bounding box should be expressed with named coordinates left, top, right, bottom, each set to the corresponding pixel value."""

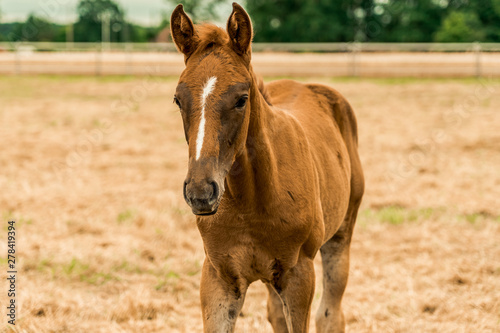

left=196, top=24, right=229, bottom=50
left=196, top=24, right=272, bottom=106
left=257, top=76, right=272, bottom=105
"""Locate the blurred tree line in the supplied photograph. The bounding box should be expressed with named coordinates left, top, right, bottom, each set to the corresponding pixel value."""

left=0, top=0, right=161, bottom=43
left=247, top=0, right=500, bottom=42
left=0, top=0, right=499, bottom=43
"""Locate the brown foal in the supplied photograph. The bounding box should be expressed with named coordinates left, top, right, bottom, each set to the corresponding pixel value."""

left=170, top=3, right=364, bottom=332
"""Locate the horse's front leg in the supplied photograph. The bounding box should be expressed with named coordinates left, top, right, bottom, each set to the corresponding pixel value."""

left=200, top=258, right=247, bottom=333
left=272, top=255, right=316, bottom=333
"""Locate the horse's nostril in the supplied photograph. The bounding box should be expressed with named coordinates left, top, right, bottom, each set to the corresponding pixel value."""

left=209, top=181, right=219, bottom=204
left=183, top=181, right=190, bottom=204
left=184, top=179, right=219, bottom=212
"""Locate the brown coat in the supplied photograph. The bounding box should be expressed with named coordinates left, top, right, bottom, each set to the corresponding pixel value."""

left=171, top=3, right=364, bottom=332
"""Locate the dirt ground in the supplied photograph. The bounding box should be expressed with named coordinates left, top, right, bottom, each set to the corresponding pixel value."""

left=0, top=75, right=499, bottom=333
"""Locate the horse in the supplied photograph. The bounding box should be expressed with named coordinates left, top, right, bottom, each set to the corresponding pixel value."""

left=170, top=3, right=364, bottom=332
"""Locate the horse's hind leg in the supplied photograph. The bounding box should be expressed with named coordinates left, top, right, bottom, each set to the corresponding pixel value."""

left=316, top=200, right=360, bottom=333
left=316, top=161, right=364, bottom=333
left=315, top=222, right=353, bottom=331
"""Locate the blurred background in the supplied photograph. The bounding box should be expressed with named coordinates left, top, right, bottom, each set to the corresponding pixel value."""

left=1, top=0, right=500, bottom=76
left=2, top=0, right=500, bottom=43
left=1, top=1, right=499, bottom=333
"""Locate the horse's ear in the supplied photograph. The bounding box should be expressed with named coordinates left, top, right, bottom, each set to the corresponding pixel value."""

left=226, top=2, right=253, bottom=55
left=170, top=4, right=199, bottom=60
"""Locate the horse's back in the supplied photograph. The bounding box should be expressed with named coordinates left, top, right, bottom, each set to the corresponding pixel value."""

left=266, top=79, right=364, bottom=241
left=266, top=80, right=357, bottom=146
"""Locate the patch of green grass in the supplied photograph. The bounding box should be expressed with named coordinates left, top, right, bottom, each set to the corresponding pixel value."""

left=186, top=260, right=201, bottom=277
left=62, top=257, right=118, bottom=285
left=464, top=213, right=482, bottom=224
left=35, top=258, right=58, bottom=279
left=113, top=260, right=144, bottom=274
left=155, top=270, right=180, bottom=290
left=154, top=279, right=167, bottom=291
left=377, top=206, right=407, bottom=225
left=63, top=258, right=90, bottom=275
left=114, top=260, right=130, bottom=271
left=37, top=258, right=54, bottom=272
left=461, top=211, right=499, bottom=224
left=166, top=271, right=180, bottom=279
left=359, top=206, right=438, bottom=226
left=360, top=206, right=500, bottom=227
left=80, top=272, right=118, bottom=285
left=117, top=209, right=134, bottom=224
left=358, top=208, right=375, bottom=227
left=408, top=207, right=436, bottom=222
left=1, top=212, right=33, bottom=230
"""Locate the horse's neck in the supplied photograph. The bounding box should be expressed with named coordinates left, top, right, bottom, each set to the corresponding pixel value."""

left=225, top=74, right=277, bottom=212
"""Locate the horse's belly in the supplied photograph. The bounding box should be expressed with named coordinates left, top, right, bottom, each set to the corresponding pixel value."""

left=308, top=123, right=352, bottom=242
left=272, top=102, right=352, bottom=243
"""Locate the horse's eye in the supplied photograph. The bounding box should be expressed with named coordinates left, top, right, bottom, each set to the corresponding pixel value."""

left=235, top=95, right=248, bottom=109
left=173, top=96, right=181, bottom=108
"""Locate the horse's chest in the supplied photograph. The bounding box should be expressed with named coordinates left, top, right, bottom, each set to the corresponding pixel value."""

left=208, top=238, right=300, bottom=285
left=198, top=215, right=311, bottom=283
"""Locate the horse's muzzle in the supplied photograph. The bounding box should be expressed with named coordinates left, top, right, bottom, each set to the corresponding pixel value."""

left=183, top=179, right=220, bottom=215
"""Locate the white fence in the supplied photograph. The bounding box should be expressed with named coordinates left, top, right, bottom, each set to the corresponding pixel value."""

left=1, top=42, right=499, bottom=77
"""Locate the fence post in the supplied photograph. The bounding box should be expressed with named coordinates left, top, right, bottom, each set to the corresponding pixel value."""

left=473, top=41, right=481, bottom=78
left=14, top=42, right=21, bottom=75
left=95, top=43, right=102, bottom=76
left=126, top=42, right=133, bottom=76
left=349, top=42, right=361, bottom=77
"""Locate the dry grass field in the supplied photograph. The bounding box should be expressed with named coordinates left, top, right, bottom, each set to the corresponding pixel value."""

left=0, top=75, right=499, bottom=333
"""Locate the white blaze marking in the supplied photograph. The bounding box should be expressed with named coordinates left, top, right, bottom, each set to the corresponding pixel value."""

left=195, top=76, right=217, bottom=160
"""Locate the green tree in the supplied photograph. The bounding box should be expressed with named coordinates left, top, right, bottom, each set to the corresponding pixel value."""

left=468, top=0, right=500, bottom=42
left=129, top=24, right=159, bottom=42
left=165, top=0, right=228, bottom=23
left=74, top=0, right=125, bottom=42
left=350, top=0, right=385, bottom=41
left=8, top=15, right=65, bottom=42
left=0, top=4, right=3, bottom=41
left=375, top=0, right=446, bottom=42
left=246, top=0, right=359, bottom=42
left=434, top=11, right=485, bottom=42
left=493, top=0, right=500, bottom=15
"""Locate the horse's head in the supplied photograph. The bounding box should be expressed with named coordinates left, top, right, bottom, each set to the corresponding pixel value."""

left=171, top=3, right=253, bottom=215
